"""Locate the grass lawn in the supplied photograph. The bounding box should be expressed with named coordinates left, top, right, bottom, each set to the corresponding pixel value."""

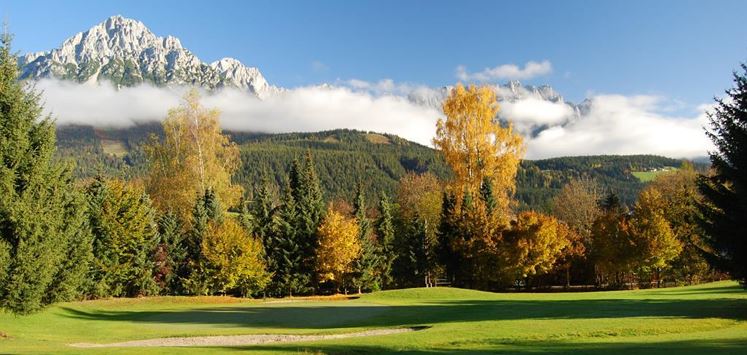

left=1, top=281, right=746, bottom=354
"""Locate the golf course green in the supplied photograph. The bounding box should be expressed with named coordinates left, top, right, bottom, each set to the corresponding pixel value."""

left=1, top=281, right=746, bottom=354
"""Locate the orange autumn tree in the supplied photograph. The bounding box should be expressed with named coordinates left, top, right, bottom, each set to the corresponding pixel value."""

left=316, top=208, right=361, bottom=293
left=433, top=84, right=524, bottom=218
left=144, top=90, right=242, bottom=223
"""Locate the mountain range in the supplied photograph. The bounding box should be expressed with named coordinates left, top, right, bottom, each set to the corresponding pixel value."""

left=17, top=15, right=582, bottom=120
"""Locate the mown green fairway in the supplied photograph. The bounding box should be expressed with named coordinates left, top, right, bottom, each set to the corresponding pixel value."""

left=1, top=281, right=746, bottom=354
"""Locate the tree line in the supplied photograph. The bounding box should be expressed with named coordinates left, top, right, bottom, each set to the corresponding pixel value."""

left=55, top=125, right=688, bottom=213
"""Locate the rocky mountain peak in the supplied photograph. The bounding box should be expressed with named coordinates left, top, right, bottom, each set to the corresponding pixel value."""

left=18, top=15, right=279, bottom=98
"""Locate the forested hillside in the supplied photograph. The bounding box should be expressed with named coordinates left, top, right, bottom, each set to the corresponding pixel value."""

left=55, top=123, right=691, bottom=210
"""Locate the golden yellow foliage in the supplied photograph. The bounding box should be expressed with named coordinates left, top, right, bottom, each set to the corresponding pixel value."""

left=630, top=189, right=682, bottom=269
left=144, top=90, right=242, bottom=223
left=397, top=172, right=442, bottom=245
left=201, top=218, right=269, bottom=295
left=433, top=84, right=525, bottom=214
left=316, top=208, right=361, bottom=286
left=508, top=211, right=572, bottom=278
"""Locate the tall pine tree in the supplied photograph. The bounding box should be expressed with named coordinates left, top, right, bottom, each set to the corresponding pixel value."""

left=0, top=33, right=92, bottom=314
left=352, top=183, right=384, bottom=292
left=86, top=177, right=159, bottom=297
left=376, top=192, right=396, bottom=288
left=269, top=180, right=308, bottom=296
left=698, top=63, right=747, bottom=285
left=290, top=151, right=325, bottom=290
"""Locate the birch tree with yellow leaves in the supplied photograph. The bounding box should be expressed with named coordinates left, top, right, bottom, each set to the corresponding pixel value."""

left=144, top=90, right=242, bottom=223
left=316, top=208, right=361, bottom=293
left=433, top=84, right=525, bottom=217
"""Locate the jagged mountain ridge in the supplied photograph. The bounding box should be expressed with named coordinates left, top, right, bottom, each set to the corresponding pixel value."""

left=18, top=14, right=583, bottom=135
left=19, top=15, right=281, bottom=98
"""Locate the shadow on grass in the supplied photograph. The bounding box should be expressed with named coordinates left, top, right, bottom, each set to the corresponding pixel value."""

left=209, top=338, right=747, bottom=354
left=649, top=286, right=745, bottom=296
left=59, top=296, right=747, bottom=330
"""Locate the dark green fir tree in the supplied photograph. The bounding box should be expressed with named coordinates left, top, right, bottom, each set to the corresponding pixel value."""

left=698, top=63, right=747, bottom=285
left=0, top=33, right=92, bottom=314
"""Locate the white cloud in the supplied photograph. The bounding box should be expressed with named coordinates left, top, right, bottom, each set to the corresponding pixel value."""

left=36, top=79, right=714, bottom=160
left=500, top=98, right=574, bottom=132
left=525, top=95, right=713, bottom=159
left=36, top=79, right=441, bottom=147
left=36, top=79, right=183, bottom=127
left=456, top=60, right=553, bottom=81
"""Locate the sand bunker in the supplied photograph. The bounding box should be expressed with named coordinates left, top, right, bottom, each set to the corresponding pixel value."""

left=70, top=327, right=426, bottom=348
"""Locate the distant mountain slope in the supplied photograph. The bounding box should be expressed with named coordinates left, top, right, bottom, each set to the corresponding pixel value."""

left=55, top=124, right=688, bottom=210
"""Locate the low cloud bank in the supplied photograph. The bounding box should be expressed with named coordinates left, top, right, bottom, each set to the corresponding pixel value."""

left=36, top=79, right=713, bottom=159
left=526, top=95, right=712, bottom=159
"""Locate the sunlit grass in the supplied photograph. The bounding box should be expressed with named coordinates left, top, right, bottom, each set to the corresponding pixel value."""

left=1, top=281, right=745, bottom=354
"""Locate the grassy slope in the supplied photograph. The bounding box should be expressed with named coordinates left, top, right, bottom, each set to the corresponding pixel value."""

left=632, top=168, right=678, bottom=182
left=1, top=282, right=746, bottom=354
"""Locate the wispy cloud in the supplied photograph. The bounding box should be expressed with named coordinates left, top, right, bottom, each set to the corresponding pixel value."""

left=311, top=60, right=329, bottom=73
left=456, top=60, right=553, bottom=81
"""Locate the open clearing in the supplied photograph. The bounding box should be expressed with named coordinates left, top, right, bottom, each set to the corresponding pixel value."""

left=1, top=281, right=746, bottom=354
left=632, top=168, right=678, bottom=182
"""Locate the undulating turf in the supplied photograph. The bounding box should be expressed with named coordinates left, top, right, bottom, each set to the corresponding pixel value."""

left=1, top=281, right=746, bottom=354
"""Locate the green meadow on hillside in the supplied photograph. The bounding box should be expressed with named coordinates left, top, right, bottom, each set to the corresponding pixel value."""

left=632, top=167, right=679, bottom=182
left=1, top=281, right=746, bottom=354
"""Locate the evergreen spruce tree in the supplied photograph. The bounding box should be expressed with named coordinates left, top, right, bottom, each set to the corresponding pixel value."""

left=290, top=151, right=325, bottom=290
left=480, top=177, right=496, bottom=214
left=86, top=177, right=159, bottom=297
left=698, top=63, right=747, bottom=285
left=352, top=183, right=384, bottom=292
left=184, top=189, right=221, bottom=294
left=376, top=192, right=397, bottom=288
left=154, top=212, right=187, bottom=294
left=0, top=33, right=92, bottom=314
left=393, top=212, right=428, bottom=287
left=437, top=192, right=461, bottom=285
left=251, top=178, right=275, bottom=246
left=270, top=181, right=308, bottom=296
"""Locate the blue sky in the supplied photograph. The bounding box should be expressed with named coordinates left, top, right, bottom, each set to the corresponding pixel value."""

left=4, top=0, right=746, bottom=108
